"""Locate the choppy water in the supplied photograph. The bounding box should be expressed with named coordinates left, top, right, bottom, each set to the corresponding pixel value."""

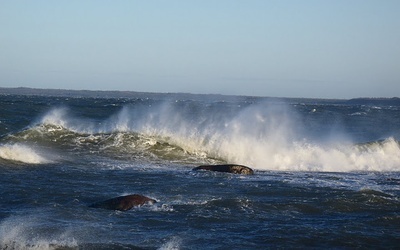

left=0, top=92, right=399, bottom=249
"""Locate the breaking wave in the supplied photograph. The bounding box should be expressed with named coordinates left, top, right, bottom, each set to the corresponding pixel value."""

left=4, top=101, right=400, bottom=171
left=0, top=143, right=51, bottom=164
left=0, top=215, right=77, bottom=250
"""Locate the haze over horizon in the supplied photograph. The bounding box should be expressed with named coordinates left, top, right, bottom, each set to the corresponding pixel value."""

left=1, top=1, right=399, bottom=99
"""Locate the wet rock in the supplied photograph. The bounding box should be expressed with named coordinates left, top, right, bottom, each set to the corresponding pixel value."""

left=89, top=194, right=156, bottom=211
left=193, top=164, right=254, bottom=175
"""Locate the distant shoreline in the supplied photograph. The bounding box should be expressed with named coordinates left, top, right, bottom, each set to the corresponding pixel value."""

left=0, top=87, right=184, bottom=99
left=0, top=87, right=399, bottom=105
left=0, top=86, right=334, bottom=101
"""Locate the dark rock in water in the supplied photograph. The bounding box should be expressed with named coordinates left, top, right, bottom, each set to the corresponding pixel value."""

left=89, top=194, right=156, bottom=211
left=193, top=164, right=254, bottom=175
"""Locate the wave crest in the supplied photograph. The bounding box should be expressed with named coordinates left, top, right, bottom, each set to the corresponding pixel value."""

left=0, top=215, right=78, bottom=250
left=9, top=102, right=400, bottom=171
left=0, top=143, right=51, bottom=164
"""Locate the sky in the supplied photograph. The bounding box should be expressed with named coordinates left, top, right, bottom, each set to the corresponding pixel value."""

left=1, top=0, right=399, bottom=98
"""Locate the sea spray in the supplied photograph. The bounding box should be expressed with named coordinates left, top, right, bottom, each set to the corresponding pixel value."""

left=0, top=215, right=78, bottom=250
left=39, top=106, right=104, bottom=134
left=158, top=236, right=182, bottom=250
left=24, top=99, right=400, bottom=171
left=0, top=143, right=50, bottom=164
left=1, top=93, right=399, bottom=249
left=128, top=101, right=399, bottom=171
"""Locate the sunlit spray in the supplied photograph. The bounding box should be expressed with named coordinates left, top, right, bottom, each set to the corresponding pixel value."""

left=34, top=100, right=400, bottom=172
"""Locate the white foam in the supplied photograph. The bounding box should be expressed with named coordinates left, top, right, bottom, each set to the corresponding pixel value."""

left=34, top=101, right=400, bottom=172
left=0, top=143, right=50, bottom=164
left=240, top=138, right=400, bottom=172
left=0, top=215, right=78, bottom=250
left=158, top=236, right=182, bottom=250
left=112, top=101, right=400, bottom=172
left=206, top=118, right=400, bottom=172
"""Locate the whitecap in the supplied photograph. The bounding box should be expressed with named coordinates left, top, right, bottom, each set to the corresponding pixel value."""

left=0, top=215, right=78, bottom=250
left=158, top=236, right=182, bottom=250
left=0, top=143, right=51, bottom=164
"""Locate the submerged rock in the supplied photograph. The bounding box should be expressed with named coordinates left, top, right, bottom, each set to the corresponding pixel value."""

left=89, top=194, right=156, bottom=211
left=193, top=164, right=254, bottom=175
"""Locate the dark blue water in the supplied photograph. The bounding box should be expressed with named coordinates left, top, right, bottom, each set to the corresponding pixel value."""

left=0, top=92, right=399, bottom=249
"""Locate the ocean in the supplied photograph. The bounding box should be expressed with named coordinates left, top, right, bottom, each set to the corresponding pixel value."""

left=0, top=90, right=399, bottom=249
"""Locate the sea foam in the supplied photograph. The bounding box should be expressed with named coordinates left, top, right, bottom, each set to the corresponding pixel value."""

left=0, top=215, right=78, bottom=250
left=36, top=101, right=400, bottom=172
left=111, top=101, right=400, bottom=172
left=0, top=143, right=50, bottom=164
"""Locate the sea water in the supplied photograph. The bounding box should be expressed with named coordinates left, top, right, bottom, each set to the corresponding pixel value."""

left=0, top=92, right=399, bottom=249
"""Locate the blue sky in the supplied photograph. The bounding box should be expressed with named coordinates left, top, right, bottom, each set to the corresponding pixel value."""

left=1, top=1, right=399, bottom=98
